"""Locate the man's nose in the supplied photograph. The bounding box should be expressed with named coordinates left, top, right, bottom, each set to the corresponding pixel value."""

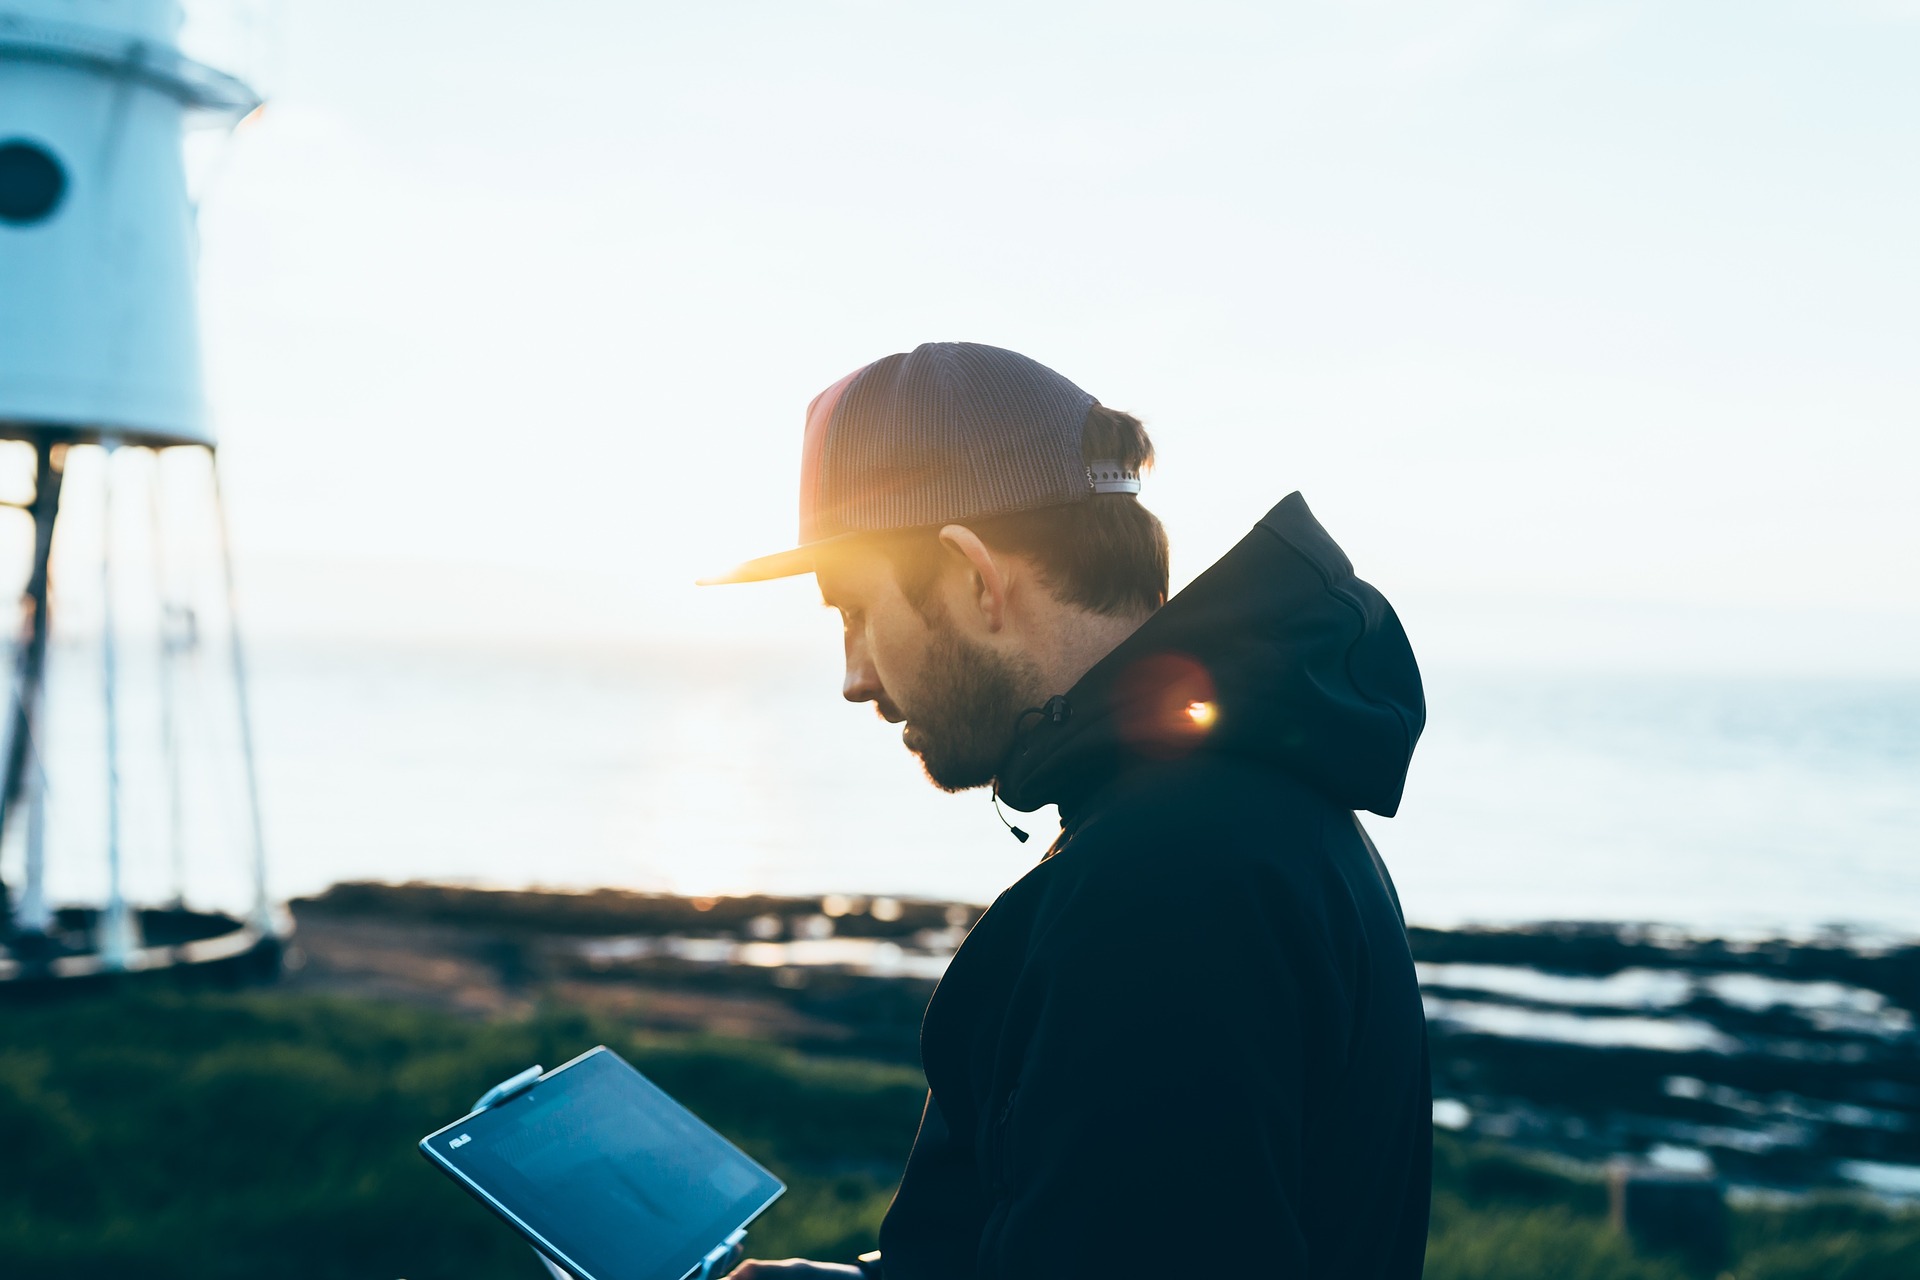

left=843, top=636, right=880, bottom=705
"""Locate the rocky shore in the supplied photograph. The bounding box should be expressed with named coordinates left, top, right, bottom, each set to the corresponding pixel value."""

left=287, top=882, right=1920, bottom=1200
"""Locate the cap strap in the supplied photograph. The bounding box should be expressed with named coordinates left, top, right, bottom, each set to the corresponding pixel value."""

left=1086, top=460, right=1141, bottom=495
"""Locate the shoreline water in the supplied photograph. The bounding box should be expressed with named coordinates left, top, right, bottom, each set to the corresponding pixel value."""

left=19, top=640, right=1915, bottom=937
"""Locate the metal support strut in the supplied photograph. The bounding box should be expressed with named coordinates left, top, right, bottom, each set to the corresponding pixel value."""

left=99, top=439, right=141, bottom=969
left=149, top=450, right=188, bottom=906
left=210, top=453, right=275, bottom=937
left=1, top=440, right=66, bottom=937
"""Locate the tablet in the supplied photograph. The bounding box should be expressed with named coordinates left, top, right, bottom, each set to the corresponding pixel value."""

left=420, top=1046, right=785, bottom=1280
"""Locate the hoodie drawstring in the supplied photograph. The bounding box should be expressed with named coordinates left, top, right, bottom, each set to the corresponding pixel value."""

left=990, top=696, right=1073, bottom=842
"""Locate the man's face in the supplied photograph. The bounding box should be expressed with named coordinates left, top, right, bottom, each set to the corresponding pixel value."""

left=817, top=542, right=1040, bottom=793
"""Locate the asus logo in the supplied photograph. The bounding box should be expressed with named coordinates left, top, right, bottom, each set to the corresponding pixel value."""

left=449, top=1134, right=471, bottom=1149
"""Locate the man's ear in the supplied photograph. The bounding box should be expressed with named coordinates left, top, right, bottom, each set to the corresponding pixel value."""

left=936, top=525, right=1008, bottom=633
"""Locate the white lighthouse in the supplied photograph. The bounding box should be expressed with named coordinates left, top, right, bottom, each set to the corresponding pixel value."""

left=0, top=0, right=276, bottom=980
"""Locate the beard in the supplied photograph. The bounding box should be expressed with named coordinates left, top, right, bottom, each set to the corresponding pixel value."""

left=900, top=624, right=1043, bottom=793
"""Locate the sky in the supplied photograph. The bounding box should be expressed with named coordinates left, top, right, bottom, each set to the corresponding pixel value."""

left=175, top=0, right=1920, bottom=674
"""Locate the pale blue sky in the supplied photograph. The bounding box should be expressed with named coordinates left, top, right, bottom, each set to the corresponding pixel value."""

left=186, top=0, right=1920, bottom=672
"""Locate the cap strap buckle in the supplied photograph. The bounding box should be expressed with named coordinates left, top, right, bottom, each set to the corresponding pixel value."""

left=1086, top=460, right=1141, bottom=495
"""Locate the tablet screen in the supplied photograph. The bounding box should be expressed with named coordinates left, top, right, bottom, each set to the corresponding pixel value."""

left=423, top=1048, right=784, bottom=1280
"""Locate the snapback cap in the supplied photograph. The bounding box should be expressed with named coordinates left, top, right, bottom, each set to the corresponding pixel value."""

left=701, top=342, right=1139, bottom=585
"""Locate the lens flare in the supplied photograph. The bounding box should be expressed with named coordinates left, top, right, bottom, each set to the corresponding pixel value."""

left=1114, top=654, right=1218, bottom=757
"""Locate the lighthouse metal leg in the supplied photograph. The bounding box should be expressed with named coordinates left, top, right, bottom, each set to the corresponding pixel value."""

left=2, top=440, right=66, bottom=937
left=15, top=760, right=51, bottom=935
left=149, top=450, right=188, bottom=908
left=210, top=453, right=275, bottom=937
left=98, top=441, right=141, bottom=969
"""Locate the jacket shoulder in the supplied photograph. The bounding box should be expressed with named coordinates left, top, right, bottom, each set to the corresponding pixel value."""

left=1037, top=756, right=1401, bottom=976
left=1063, top=754, right=1342, bottom=878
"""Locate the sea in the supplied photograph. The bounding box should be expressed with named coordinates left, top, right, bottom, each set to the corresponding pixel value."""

left=12, top=636, right=1920, bottom=939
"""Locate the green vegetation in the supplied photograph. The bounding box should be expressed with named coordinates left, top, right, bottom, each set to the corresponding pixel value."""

left=2, top=989, right=1915, bottom=1279
left=1, top=991, right=918, bottom=1279
left=1424, top=1137, right=1920, bottom=1280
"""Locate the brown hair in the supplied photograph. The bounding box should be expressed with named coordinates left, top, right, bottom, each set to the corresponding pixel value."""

left=880, top=404, right=1168, bottom=621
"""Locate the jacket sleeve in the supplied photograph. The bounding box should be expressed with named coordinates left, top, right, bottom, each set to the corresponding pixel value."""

left=977, top=818, right=1319, bottom=1278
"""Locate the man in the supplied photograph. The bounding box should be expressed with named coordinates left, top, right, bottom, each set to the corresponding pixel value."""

left=705, top=343, right=1429, bottom=1278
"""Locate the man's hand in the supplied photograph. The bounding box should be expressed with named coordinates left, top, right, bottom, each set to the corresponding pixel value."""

left=723, top=1262, right=861, bottom=1279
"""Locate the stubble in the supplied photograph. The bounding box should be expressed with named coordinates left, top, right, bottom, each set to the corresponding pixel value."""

left=903, top=625, right=1043, bottom=793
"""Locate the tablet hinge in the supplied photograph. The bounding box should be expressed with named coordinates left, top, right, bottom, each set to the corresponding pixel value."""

left=687, top=1226, right=748, bottom=1280
left=472, top=1064, right=543, bottom=1112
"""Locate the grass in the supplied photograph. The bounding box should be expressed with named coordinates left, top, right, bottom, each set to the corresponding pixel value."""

left=1, top=988, right=1915, bottom=1278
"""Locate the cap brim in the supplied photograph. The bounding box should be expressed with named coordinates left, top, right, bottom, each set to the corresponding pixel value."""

left=696, top=545, right=817, bottom=586
left=696, top=533, right=863, bottom=586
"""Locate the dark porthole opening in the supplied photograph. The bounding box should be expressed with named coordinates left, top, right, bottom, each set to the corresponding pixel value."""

left=0, top=140, right=67, bottom=226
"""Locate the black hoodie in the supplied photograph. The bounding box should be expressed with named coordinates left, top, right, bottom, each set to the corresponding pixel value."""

left=874, top=494, right=1431, bottom=1279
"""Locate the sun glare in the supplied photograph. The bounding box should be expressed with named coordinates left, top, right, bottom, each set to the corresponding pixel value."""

left=1186, top=700, right=1217, bottom=728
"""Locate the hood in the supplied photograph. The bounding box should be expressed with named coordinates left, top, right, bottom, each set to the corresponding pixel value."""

left=996, top=493, right=1425, bottom=820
